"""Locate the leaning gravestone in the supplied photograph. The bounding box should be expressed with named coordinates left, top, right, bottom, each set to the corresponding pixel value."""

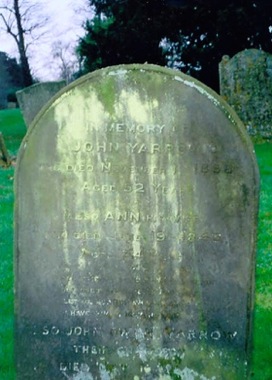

left=16, top=80, right=66, bottom=127
left=219, top=48, right=272, bottom=139
left=15, top=64, right=259, bottom=379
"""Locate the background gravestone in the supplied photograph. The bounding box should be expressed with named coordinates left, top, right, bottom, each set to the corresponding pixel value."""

left=15, top=64, right=259, bottom=379
left=219, top=48, right=272, bottom=140
left=16, top=80, right=66, bottom=127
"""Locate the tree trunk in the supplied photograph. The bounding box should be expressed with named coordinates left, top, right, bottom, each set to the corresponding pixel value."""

left=14, top=0, right=33, bottom=87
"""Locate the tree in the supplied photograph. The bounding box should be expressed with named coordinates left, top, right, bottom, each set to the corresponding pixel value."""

left=77, top=0, right=179, bottom=72
left=77, top=0, right=272, bottom=91
left=162, top=0, right=272, bottom=89
left=0, top=51, right=22, bottom=108
left=0, top=0, right=48, bottom=87
left=51, top=41, right=81, bottom=83
left=4, top=53, right=22, bottom=88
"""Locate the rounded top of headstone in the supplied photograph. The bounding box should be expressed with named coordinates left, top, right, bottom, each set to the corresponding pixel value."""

left=227, top=48, right=269, bottom=64
left=33, top=64, right=240, bottom=117
left=21, top=64, right=254, bottom=155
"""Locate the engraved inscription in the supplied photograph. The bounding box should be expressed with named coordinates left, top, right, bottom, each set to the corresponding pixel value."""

left=106, top=122, right=166, bottom=134
left=42, top=326, right=90, bottom=336
left=194, top=161, right=236, bottom=174
left=40, top=325, right=238, bottom=343
left=69, top=140, right=223, bottom=157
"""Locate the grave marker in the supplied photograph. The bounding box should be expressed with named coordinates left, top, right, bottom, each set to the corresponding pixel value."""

left=15, top=64, right=259, bottom=379
left=219, top=48, right=272, bottom=139
left=16, top=80, right=66, bottom=127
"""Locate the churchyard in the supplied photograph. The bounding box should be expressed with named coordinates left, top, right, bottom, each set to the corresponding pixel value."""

left=0, top=64, right=272, bottom=379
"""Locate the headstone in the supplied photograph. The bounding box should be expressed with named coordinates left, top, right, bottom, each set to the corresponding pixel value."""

left=8, top=101, right=17, bottom=109
left=219, top=48, right=272, bottom=139
left=16, top=80, right=66, bottom=127
left=15, top=64, right=259, bottom=379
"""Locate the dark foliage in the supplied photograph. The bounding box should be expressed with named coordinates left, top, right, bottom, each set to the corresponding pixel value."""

left=0, top=52, right=23, bottom=88
left=77, top=0, right=272, bottom=90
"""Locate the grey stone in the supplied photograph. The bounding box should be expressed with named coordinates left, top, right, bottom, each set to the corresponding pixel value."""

left=7, top=101, right=17, bottom=109
left=16, top=80, right=66, bottom=127
left=14, top=64, right=259, bottom=379
left=219, top=48, right=272, bottom=139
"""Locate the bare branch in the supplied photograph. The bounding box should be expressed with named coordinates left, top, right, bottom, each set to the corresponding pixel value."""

left=0, top=0, right=50, bottom=86
left=0, top=12, right=18, bottom=41
left=0, top=5, right=15, bottom=15
left=50, top=40, right=80, bottom=83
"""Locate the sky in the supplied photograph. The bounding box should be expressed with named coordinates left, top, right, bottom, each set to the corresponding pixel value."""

left=0, top=0, right=90, bottom=81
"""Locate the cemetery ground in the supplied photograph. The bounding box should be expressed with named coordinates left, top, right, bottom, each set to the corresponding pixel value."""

left=0, top=108, right=271, bottom=379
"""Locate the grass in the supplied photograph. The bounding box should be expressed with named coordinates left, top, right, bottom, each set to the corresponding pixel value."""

left=0, top=109, right=25, bottom=380
left=252, top=144, right=272, bottom=379
left=0, top=109, right=271, bottom=379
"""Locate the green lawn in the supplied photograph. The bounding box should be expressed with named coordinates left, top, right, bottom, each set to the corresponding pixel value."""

left=252, top=144, right=272, bottom=379
left=0, top=109, right=26, bottom=380
left=0, top=109, right=271, bottom=379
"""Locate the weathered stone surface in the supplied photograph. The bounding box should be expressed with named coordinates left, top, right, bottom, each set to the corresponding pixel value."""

left=15, top=64, right=259, bottom=379
left=219, top=48, right=272, bottom=139
left=16, top=80, right=66, bottom=127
